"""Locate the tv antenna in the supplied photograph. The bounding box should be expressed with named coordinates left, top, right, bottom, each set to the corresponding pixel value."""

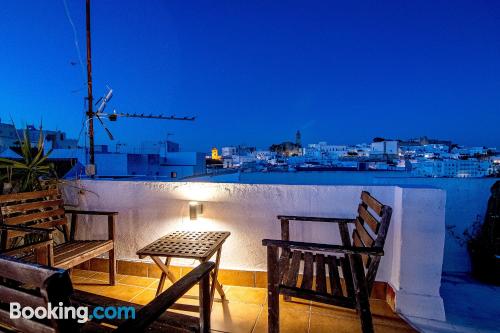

left=84, top=0, right=194, bottom=176
left=93, top=86, right=195, bottom=136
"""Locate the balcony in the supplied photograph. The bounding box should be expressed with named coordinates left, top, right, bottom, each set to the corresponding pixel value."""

left=54, top=179, right=451, bottom=332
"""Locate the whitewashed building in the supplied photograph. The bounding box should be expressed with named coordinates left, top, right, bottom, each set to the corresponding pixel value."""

left=0, top=122, right=18, bottom=152
left=221, top=146, right=237, bottom=157
left=412, top=158, right=492, bottom=178
left=303, top=142, right=349, bottom=160
left=370, top=141, right=399, bottom=159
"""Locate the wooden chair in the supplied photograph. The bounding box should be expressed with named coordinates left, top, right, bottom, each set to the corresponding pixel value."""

left=0, top=189, right=118, bottom=285
left=0, top=254, right=214, bottom=332
left=262, top=191, right=393, bottom=333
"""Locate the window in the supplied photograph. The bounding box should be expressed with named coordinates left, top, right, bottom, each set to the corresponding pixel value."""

left=171, top=172, right=177, bottom=178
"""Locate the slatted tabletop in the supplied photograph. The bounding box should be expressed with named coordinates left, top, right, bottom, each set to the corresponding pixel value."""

left=137, top=231, right=230, bottom=261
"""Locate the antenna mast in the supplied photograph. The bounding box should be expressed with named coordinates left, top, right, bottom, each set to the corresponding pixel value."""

left=86, top=0, right=95, bottom=174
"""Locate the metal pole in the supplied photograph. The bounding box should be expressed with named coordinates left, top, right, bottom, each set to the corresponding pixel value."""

left=86, top=0, right=95, bottom=169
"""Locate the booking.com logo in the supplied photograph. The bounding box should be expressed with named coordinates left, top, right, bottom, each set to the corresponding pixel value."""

left=10, top=302, right=135, bottom=323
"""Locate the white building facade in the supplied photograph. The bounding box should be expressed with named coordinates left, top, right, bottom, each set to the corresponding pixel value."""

left=412, top=159, right=492, bottom=178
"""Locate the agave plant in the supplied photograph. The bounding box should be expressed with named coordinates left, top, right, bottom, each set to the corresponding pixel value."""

left=0, top=127, right=55, bottom=193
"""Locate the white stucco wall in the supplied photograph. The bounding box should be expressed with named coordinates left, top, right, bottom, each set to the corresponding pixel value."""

left=198, top=171, right=497, bottom=273
left=373, top=178, right=496, bottom=273
left=64, top=180, right=446, bottom=321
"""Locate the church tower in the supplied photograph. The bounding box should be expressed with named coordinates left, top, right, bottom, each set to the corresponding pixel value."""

left=295, top=130, right=302, bottom=147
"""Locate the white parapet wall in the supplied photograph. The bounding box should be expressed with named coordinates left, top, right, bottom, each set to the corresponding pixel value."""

left=65, top=180, right=446, bottom=321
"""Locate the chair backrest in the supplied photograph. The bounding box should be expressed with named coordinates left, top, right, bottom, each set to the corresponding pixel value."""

left=351, top=191, right=392, bottom=291
left=0, top=190, right=68, bottom=249
left=0, top=254, right=76, bottom=333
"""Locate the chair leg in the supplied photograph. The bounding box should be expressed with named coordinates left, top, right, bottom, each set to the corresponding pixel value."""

left=199, top=270, right=211, bottom=333
left=109, top=249, right=116, bottom=285
left=357, top=293, right=374, bottom=333
left=267, top=246, right=280, bottom=333
left=349, top=254, right=374, bottom=333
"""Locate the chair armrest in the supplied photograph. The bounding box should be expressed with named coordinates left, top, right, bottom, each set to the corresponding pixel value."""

left=65, top=209, right=118, bottom=216
left=115, top=261, right=215, bottom=333
left=277, top=215, right=356, bottom=223
left=262, top=239, right=383, bottom=256
left=0, top=224, right=56, bottom=236
left=1, top=239, right=53, bottom=257
left=66, top=210, right=117, bottom=241
left=0, top=225, right=55, bottom=265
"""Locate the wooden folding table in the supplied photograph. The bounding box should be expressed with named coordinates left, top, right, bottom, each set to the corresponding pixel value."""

left=137, top=231, right=230, bottom=310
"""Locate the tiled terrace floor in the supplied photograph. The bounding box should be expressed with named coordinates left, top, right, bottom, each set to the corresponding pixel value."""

left=71, top=269, right=416, bottom=333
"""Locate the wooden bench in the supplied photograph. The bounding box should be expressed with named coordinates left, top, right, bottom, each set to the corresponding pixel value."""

left=262, top=191, right=393, bottom=333
left=0, top=189, right=118, bottom=285
left=0, top=254, right=214, bottom=332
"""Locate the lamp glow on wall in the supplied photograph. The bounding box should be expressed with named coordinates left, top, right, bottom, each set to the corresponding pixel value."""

left=189, top=201, right=203, bottom=220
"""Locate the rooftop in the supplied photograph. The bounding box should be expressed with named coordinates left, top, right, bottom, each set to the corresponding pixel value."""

left=1, top=178, right=499, bottom=332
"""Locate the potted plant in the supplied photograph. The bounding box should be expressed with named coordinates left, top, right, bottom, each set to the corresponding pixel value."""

left=0, top=127, right=55, bottom=193
left=0, top=126, right=56, bottom=248
left=447, top=181, right=500, bottom=285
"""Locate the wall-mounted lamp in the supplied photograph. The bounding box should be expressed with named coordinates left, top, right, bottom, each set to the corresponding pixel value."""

left=189, top=201, right=203, bottom=220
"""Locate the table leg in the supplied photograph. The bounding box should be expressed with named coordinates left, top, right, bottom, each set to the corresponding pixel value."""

left=210, top=247, right=225, bottom=307
left=156, top=272, right=167, bottom=297
left=151, top=256, right=176, bottom=296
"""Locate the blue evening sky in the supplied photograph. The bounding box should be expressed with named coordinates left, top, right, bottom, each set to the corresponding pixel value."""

left=1, top=0, right=499, bottom=152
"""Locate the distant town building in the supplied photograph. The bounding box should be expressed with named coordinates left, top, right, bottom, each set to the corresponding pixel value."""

left=161, top=152, right=206, bottom=179
left=0, top=148, right=22, bottom=159
left=269, top=142, right=301, bottom=157
left=412, top=159, right=492, bottom=178
left=20, top=125, right=78, bottom=150
left=400, top=136, right=452, bottom=148
left=451, top=146, right=496, bottom=157
left=303, top=142, right=348, bottom=160
left=0, top=122, right=18, bottom=151
left=370, top=140, right=399, bottom=160
left=295, top=130, right=302, bottom=147
left=221, top=146, right=237, bottom=157
left=211, top=147, right=221, bottom=160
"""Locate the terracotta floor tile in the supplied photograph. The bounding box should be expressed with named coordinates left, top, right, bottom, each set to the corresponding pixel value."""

left=72, top=269, right=97, bottom=278
left=310, top=301, right=357, bottom=317
left=309, top=313, right=361, bottom=333
left=252, top=307, right=309, bottom=333
left=309, top=311, right=415, bottom=333
left=265, top=295, right=311, bottom=313
left=70, top=275, right=92, bottom=284
left=225, top=286, right=267, bottom=305
left=117, top=260, right=148, bottom=277
left=210, top=301, right=262, bottom=333
left=89, top=272, right=125, bottom=283
left=73, top=278, right=109, bottom=294
left=128, top=290, right=208, bottom=316
left=311, top=299, right=400, bottom=320
left=255, top=272, right=267, bottom=288
left=98, top=284, right=146, bottom=302
left=185, top=285, right=200, bottom=297
left=129, top=288, right=157, bottom=306
left=72, top=271, right=413, bottom=333
left=218, top=269, right=255, bottom=288
left=369, top=300, right=400, bottom=319
left=169, top=297, right=202, bottom=317
left=373, top=321, right=416, bottom=333
left=148, top=278, right=174, bottom=291
left=119, top=275, right=159, bottom=288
